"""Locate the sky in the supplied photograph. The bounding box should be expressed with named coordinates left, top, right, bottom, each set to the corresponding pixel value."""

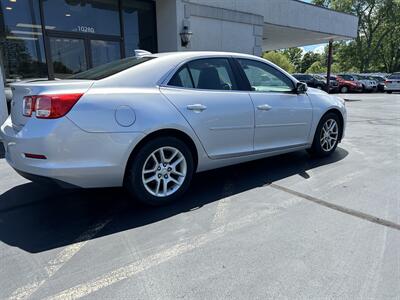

left=303, top=44, right=327, bottom=53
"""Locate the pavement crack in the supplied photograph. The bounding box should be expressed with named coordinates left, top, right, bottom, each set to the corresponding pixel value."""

left=269, top=183, right=400, bottom=231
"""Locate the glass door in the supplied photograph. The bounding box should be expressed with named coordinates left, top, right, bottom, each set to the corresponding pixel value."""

left=49, top=37, right=87, bottom=79
left=90, top=40, right=121, bottom=68
left=47, top=35, right=121, bottom=78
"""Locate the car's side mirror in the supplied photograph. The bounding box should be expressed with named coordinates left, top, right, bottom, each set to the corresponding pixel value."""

left=295, top=82, right=308, bottom=94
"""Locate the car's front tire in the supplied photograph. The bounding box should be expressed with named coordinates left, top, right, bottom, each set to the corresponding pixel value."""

left=308, top=112, right=341, bottom=157
left=340, top=86, right=348, bottom=93
left=125, top=136, right=194, bottom=206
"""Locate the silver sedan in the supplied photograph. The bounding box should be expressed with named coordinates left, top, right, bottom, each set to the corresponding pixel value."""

left=1, top=51, right=346, bottom=205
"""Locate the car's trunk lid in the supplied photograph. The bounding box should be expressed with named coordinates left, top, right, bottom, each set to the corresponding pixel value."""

left=10, top=79, right=95, bottom=130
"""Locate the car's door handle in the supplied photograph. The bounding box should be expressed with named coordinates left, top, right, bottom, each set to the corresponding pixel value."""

left=257, top=104, right=272, bottom=111
left=187, top=104, right=207, bottom=112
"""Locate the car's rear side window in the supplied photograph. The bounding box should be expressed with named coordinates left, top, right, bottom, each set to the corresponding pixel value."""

left=168, top=58, right=238, bottom=90
left=169, top=66, right=194, bottom=88
left=69, top=57, right=154, bottom=80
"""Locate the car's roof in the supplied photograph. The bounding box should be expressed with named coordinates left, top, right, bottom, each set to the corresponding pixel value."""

left=146, top=51, right=258, bottom=60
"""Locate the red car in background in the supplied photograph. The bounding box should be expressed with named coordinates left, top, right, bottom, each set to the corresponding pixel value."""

left=335, top=75, right=363, bottom=93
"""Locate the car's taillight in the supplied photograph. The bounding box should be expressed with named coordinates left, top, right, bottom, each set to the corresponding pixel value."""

left=22, top=96, right=35, bottom=117
left=23, top=93, right=83, bottom=119
left=385, top=80, right=392, bottom=84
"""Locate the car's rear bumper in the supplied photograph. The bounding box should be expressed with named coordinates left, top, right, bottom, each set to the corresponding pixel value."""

left=385, top=87, right=400, bottom=92
left=0, top=116, right=144, bottom=188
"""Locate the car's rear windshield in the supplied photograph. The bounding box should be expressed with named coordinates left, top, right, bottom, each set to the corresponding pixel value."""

left=388, top=73, right=400, bottom=79
left=69, top=56, right=154, bottom=80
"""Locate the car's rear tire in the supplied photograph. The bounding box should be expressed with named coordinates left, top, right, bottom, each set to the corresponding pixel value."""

left=308, top=112, right=341, bottom=158
left=386, top=91, right=392, bottom=94
left=125, top=136, right=194, bottom=206
left=340, top=86, right=348, bottom=93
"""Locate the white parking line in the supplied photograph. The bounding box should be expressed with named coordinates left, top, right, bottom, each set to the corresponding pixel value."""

left=210, top=182, right=234, bottom=229
left=46, top=194, right=302, bottom=300
left=9, top=218, right=112, bottom=300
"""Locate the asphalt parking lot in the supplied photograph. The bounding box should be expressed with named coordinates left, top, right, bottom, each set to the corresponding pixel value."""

left=0, top=93, right=399, bottom=299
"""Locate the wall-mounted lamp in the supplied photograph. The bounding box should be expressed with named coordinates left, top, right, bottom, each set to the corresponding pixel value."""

left=180, top=25, right=192, bottom=48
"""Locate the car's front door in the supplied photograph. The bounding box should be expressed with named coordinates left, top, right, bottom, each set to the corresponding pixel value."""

left=235, top=58, right=313, bottom=152
left=160, top=58, right=254, bottom=159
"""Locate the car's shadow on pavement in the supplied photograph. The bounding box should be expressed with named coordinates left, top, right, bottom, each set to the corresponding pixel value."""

left=0, top=148, right=348, bottom=253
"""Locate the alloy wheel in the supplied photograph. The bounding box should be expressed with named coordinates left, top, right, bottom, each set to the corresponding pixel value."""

left=141, top=146, right=187, bottom=197
left=320, top=119, right=339, bottom=152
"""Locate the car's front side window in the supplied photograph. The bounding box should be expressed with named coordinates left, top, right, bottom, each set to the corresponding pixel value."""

left=168, top=58, right=238, bottom=91
left=237, top=59, right=294, bottom=93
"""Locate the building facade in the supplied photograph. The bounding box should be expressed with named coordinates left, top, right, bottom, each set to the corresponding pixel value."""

left=0, top=0, right=358, bottom=82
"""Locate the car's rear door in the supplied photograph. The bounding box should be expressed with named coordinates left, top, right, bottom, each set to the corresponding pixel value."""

left=160, top=57, right=254, bottom=159
left=234, top=58, right=313, bottom=152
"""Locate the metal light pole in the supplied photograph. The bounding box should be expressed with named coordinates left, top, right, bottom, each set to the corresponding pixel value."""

left=326, top=39, right=333, bottom=93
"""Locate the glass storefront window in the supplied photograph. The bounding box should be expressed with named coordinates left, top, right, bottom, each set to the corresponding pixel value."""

left=91, top=40, right=121, bottom=68
left=0, top=0, right=157, bottom=82
left=0, top=0, right=47, bottom=82
left=122, top=0, right=157, bottom=56
left=42, top=0, right=120, bottom=36
left=49, top=37, right=87, bottom=78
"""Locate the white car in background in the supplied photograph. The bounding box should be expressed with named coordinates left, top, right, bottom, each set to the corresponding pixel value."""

left=355, top=74, right=377, bottom=92
left=385, top=73, right=400, bottom=93
left=1, top=51, right=347, bottom=206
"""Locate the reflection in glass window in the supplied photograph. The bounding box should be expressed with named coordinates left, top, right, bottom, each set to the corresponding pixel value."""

left=0, top=0, right=47, bottom=81
left=238, top=59, right=294, bottom=92
left=42, top=0, right=120, bottom=36
left=49, top=38, right=87, bottom=78
left=122, top=0, right=157, bottom=56
left=91, top=40, right=121, bottom=68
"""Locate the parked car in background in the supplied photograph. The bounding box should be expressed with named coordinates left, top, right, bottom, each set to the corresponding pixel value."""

left=0, top=51, right=347, bottom=206
left=369, top=75, right=386, bottom=92
left=355, top=74, right=378, bottom=92
left=338, top=74, right=374, bottom=92
left=292, top=74, right=327, bottom=90
left=336, top=74, right=363, bottom=93
left=385, top=73, right=400, bottom=93
left=292, top=74, right=338, bottom=93
left=322, top=75, right=340, bottom=93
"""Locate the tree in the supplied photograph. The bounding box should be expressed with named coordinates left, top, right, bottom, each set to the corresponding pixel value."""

left=313, top=0, right=400, bottom=72
left=300, top=52, right=322, bottom=73
left=282, top=48, right=303, bottom=72
left=262, top=51, right=295, bottom=73
left=306, top=61, right=327, bottom=73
